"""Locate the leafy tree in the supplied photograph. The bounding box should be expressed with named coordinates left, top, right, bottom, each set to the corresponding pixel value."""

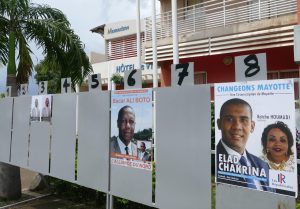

left=0, top=0, right=92, bottom=199
left=34, top=59, right=61, bottom=94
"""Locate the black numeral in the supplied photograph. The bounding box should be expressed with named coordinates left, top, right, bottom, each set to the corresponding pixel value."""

left=63, top=79, right=70, bottom=93
left=176, top=63, right=189, bottom=85
left=91, top=74, right=99, bottom=89
left=22, top=86, right=26, bottom=95
left=40, top=81, right=45, bottom=93
left=244, top=54, right=260, bottom=77
left=128, top=70, right=137, bottom=86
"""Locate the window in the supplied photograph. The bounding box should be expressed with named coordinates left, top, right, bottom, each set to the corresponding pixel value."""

left=194, top=71, right=207, bottom=84
left=267, top=70, right=299, bottom=80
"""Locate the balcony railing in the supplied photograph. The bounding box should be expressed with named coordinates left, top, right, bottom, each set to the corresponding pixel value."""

left=145, top=0, right=297, bottom=42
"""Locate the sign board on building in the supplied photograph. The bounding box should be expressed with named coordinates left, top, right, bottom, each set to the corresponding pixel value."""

left=104, top=19, right=145, bottom=40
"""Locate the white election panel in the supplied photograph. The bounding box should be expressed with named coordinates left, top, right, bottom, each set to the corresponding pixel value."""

left=11, top=96, right=31, bottom=168
left=0, top=98, right=13, bottom=163
left=77, top=92, right=109, bottom=192
left=28, top=122, right=51, bottom=174
left=155, top=86, right=211, bottom=209
left=50, top=94, right=76, bottom=182
left=110, top=164, right=152, bottom=206
left=216, top=184, right=295, bottom=209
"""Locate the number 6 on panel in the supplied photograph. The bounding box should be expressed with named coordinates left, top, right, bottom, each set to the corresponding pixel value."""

left=61, top=78, right=72, bottom=94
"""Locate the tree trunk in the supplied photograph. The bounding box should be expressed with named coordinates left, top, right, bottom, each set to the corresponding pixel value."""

left=0, top=162, right=21, bottom=200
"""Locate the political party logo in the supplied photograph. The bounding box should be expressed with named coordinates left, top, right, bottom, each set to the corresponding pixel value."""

left=277, top=173, right=286, bottom=184
left=271, top=173, right=287, bottom=185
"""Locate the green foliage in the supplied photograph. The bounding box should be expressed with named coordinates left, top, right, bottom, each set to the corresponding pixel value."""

left=134, top=128, right=153, bottom=141
left=0, top=0, right=93, bottom=86
left=34, top=60, right=61, bottom=94
left=0, top=93, right=5, bottom=98
left=111, top=73, right=123, bottom=84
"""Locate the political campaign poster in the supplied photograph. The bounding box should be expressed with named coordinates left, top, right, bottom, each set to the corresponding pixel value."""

left=296, top=109, right=300, bottom=159
left=111, top=89, right=153, bottom=171
left=215, top=79, right=297, bottom=197
left=30, top=95, right=52, bottom=123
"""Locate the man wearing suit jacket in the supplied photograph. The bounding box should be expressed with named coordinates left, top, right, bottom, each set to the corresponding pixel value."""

left=111, top=105, right=137, bottom=158
left=216, top=98, right=272, bottom=191
left=138, top=142, right=151, bottom=162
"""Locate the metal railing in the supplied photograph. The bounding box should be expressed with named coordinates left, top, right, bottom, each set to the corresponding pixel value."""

left=145, top=0, right=297, bottom=42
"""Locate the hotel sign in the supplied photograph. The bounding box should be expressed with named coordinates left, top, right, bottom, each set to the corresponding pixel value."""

left=104, top=19, right=144, bottom=40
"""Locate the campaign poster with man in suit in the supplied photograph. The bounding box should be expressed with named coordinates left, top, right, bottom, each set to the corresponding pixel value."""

left=111, top=89, right=153, bottom=171
left=215, top=79, right=297, bottom=197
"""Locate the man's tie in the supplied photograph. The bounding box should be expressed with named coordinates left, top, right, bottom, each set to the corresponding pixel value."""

left=239, top=156, right=257, bottom=189
left=125, top=146, right=129, bottom=155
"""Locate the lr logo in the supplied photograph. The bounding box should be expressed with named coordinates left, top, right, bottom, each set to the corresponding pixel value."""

left=278, top=173, right=286, bottom=184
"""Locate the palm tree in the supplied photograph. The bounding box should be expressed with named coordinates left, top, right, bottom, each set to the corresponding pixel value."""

left=0, top=0, right=92, bottom=199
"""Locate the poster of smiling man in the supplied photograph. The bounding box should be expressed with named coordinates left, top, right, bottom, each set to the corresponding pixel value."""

left=215, top=79, right=297, bottom=197
left=111, top=89, right=153, bottom=171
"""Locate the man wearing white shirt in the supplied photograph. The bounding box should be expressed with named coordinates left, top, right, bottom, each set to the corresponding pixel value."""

left=31, top=98, right=40, bottom=121
left=41, top=97, right=51, bottom=121
left=216, top=98, right=273, bottom=192
left=111, top=105, right=137, bottom=158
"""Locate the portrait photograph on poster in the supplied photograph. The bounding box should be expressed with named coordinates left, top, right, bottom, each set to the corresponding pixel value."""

left=110, top=89, right=153, bottom=171
left=30, top=95, right=52, bottom=123
left=215, top=79, right=297, bottom=197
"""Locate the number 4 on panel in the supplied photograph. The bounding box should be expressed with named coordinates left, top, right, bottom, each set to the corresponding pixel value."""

left=61, top=78, right=72, bottom=94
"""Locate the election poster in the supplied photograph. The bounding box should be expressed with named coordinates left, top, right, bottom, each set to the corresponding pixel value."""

left=30, top=95, right=52, bottom=123
left=110, top=89, right=153, bottom=171
left=215, top=79, right=297, bottom=197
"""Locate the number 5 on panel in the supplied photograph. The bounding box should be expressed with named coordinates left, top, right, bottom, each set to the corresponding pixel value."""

left=20, top=83, right=28, bottom=96
left=61, top=78, right=72, bottom=94
left=88, top=74, right=102, bottom=92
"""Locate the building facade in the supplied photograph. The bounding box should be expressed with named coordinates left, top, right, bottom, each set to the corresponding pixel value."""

left=91, top=0, right=299, bottom=94
left=91, top=19, right=160, bottom=90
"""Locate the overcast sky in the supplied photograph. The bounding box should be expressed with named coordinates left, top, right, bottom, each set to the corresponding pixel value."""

left=32, top=0, right=160, bottom=56
left=0, top=0, right=160, bottom=93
